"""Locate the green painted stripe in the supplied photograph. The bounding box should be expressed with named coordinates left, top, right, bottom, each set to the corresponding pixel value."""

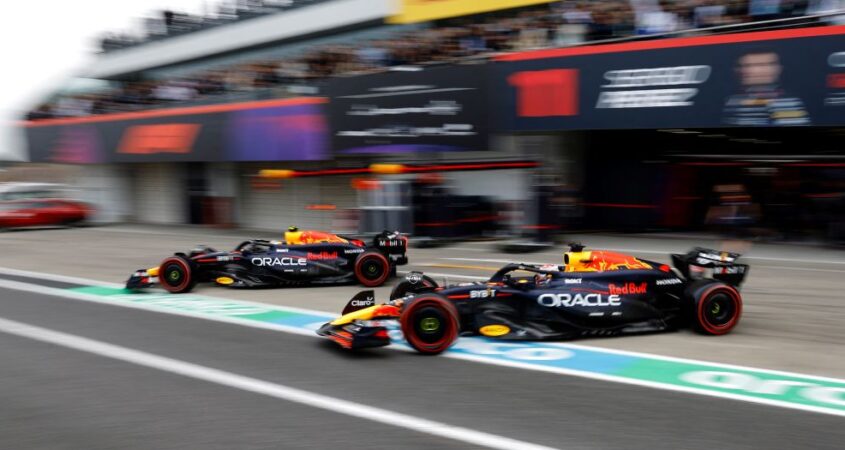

left=67, top=287, right=317, bottom=322
left=70, top=286, right=135, bottom=296
left=60, top=284, right=845, bottom=416
left=618, top=358, right=845, bottom=412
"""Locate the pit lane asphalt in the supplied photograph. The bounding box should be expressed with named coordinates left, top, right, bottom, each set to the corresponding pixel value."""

left=0, top=285, right=843, bottom=450
left=0, top=224, right=843, bottom=377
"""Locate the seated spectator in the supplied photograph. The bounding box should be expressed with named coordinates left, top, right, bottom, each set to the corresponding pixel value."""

left=748, top=0, right=784, bottom=20
left=31, top=0, right=842, bottom=121
left=807, top=0, right=845, bottom=24
left=636, top=0, right=682, bottom=34
left=152, top=80, right=198, bottom=102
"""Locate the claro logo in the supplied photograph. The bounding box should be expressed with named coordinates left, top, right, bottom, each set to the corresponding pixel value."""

left=537, top=293, right=621, bottom=308
left=350, top=297, right=374, bottom=307
left=251, top=257, right=307, bottom=267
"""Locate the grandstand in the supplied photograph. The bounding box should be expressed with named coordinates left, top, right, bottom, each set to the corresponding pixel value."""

left=27, top=0, right=844, bottom=120
left=99, top=1, right=336, bottom=53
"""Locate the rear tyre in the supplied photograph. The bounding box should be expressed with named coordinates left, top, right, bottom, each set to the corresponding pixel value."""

left=689, top=281, right=742, bottom=335
left=159, top=256, right=197, bottom=294
left=390, top=275, right=439, bottom=300
left=354, top=251, right=390, bottom=287
left=400, top=295, right=460, bottom=355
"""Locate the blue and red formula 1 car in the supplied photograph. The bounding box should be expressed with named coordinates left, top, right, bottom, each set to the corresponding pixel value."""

left=127, top=228, right=408, bottom=293
left=318, top=245, right=747, bottom=354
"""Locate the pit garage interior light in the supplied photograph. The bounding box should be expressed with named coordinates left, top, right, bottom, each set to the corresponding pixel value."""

left=257, top=161, right=540, bottom=179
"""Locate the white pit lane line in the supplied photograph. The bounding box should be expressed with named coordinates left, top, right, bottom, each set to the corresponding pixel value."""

left=0, top=316, right=556, bottom=450
left=2, top=267, right=845, bottom=418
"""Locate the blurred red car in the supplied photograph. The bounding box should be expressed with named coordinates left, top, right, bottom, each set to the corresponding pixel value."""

left=0, top=199, right=91, bottom=229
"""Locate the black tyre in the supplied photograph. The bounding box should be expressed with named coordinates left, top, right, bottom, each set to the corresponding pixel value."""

left=354, top=251, right=390, bottom=287
left=688, top=281, right=742, bottom=335
left=158, top=256, right=197, bottom=294
left=389, top=275, right=438, bottom=300
left=400, top=295, right=460, bottom=355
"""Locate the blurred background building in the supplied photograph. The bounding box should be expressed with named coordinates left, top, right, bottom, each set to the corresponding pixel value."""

left=12, top=0, right=845, bottom=243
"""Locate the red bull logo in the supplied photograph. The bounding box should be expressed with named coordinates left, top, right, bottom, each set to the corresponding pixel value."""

left=608, top=282, right=648, bottom=295
left=307, top=251, right=338, bottom=260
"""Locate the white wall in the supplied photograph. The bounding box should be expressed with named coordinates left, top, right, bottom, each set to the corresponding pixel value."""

left=206, top=163, right=238, bottom=198
left=445, top=169, right=531, bottom=202
left=0, top=124, right=26, bottom=162
left=130, top=164, right=187, bottom=224
left=71, top=165, right=132, bottom=223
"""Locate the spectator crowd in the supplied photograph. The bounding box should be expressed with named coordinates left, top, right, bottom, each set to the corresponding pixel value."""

left=99, top=1, right=330, bottom=52
left=28, top=0, right=845, bottom=121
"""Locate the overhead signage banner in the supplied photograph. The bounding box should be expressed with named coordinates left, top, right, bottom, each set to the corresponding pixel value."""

left=325, top=64, right=489, bottom=154
left=389, top=0, right=557, bottom=24
left=24, top=98, right=329, bottom=163
left=493, top=27, right=845, bottom=130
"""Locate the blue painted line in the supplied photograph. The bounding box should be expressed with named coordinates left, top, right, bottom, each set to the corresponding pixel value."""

left=270, top=313, right=333, bottom=328
left=448, top=338, right=640, bottom=374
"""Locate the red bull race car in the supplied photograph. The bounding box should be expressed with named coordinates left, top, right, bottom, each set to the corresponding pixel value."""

left=318, top=245, right=747, bottom=354
left=126, top=228, right=408, bottom=293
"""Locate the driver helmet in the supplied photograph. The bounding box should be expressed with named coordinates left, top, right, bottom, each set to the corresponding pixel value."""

left=285, top=226, right=302, bottom=245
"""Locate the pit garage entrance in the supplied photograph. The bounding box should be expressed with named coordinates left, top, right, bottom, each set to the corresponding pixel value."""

left=567, top=127, right=845, bottom=242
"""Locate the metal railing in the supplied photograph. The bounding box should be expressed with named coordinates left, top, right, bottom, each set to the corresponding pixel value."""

left=100, top=0, right=336, bottom=53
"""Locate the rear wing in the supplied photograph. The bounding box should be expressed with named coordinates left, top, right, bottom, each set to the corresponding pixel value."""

left=671, top=247, right=749, bottom=287
left=373, top=230, right=408, bottom=265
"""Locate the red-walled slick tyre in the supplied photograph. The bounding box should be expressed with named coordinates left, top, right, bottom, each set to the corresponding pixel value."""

left=690, top=282, right=742, bottom=335
left=354, top=251, right=390, bottom=287
left=159, top=256, right=197, bottom=294
left=400, top=295, right=460, bottom=355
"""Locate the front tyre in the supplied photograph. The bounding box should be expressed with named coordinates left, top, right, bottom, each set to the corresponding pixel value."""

left=354, top=251, right=390, bottom=287
left=158, top=256, right=197, bottom=294
left=689, top=281, right=742, bottom=335
left=400, top=295, right=460, bottom=355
